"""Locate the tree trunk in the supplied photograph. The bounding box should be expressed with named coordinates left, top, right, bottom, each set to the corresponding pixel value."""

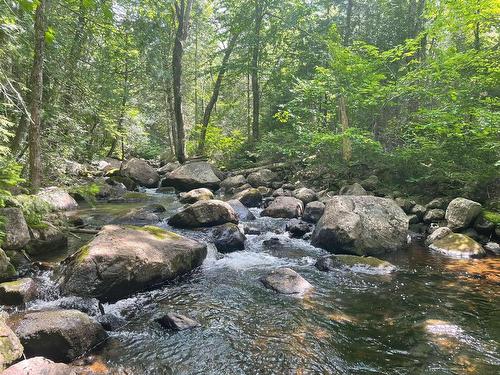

left=339, top=95, right=351, bottom=162
left=197, top=33, right=239, bottom=155
left=172, top=0, right=194, bottom=163
left=28, top=0, right=48, bottom=192
left=251, top=0, right=262, bottom=142
left=344, top=0, right=354, bottom=46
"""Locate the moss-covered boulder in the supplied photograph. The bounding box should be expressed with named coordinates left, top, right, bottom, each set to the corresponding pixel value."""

left=0, top=249, right=16, bottom=282
left=315, top=254, right=396, bottom=274
left=58, top=225, right=207, bottom=301
left=0, top=313, right=23, bottom=371
left=429, top=233, right=485, bottom=258
left=0, top=278, right=38, bottom=306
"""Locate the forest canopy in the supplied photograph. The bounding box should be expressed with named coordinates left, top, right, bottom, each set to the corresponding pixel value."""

left=0, top=0, right=499, bottom=201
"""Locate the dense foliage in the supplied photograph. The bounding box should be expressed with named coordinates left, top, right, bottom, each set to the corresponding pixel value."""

left=0, top=0, right=498, bottom=199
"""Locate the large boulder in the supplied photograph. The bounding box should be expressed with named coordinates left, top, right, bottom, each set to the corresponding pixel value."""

left=161, top=161, right=221, bottom=191
left=59, top=225, right=207, bottom=301
left=261, top=196, right=304, bottom=219
left=0, top=315, right=23, bottom=371
left=0, top=249, right=16, bottom=282
left=303, top=201, right=325, bottom=223
left=260, top=268, right=312, bottom=294
left=27, top=223, right=68, bottom=256
left=2, top=357, right=75, bottom=375
left=37, top=187, right=78, bottom=211
left=0, top=278, right=37, bottom=306
left=292, top=188, right=317, bottom=205
left=311, top=196, right=408, bottom=256
left=179, top=188, right=214, bottom=204
left=220, top=175, right=247, bottom=191
left=212, top=223, right=246, bottom=253
left=226, top=199, right=256, bottom=221
left=247, top=169, right=277, bottom=187
left=233, top=188, right=262, bottom=207
left=428, top=233, right=485, bottom=258
left=168, top=200, right=238, bottom=228
left=445, top=198, right=482, bottom=230
left=0, top=208, right=30, bottom=250
left=121, top=158, right=160, bottom=188
left=6, top=309, right=107, bottom=362
left=339, top=183, right=367, bottom=196
left=157, top=161, right=180, bottom=175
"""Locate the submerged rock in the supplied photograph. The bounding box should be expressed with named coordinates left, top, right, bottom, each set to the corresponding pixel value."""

left=0, top=315, right=23, bottom=371
left=121, top=158, right=160, bottom=188
left=2, top=356, right=75, bottom=375
left=179, top=188, right=214, bottom=204
left=161, top=161, right=221, bottom=191
left=156, top=313, right=200, bottom=331
left=226, top=199, right=256, bottom=221
left=428, top=233, right=485, bottom=258
left=247, top=169, right=278, bottom=187
left=311, top=196, right=408, bottom=256
left=0, top=208, right=30, bottom=250
left=59, top=225, right=207, bottom=301
left=315, top=254, right=396, bottom=273
left=233, top=188, right=262, bottom=207
left=168, top=200, right=238, bottom=228
left=97, top=314, right=126, bottom=331
left=212, top=223, right=246, bottom=253
left=0, top=278, right=37, bottom=306
left=111, top=207, right=160, bottom=225
left=260, top=268, right=312, bottom=294
left=57, top=297, right=103, bottom=317
left=261, top=196, right=304, bottom=219
left=445, top=198, right=482, bottom=230
left=37, top=187, right=78, bottom=211
left=7, top=309, right=107, bottom=362
left=303, top=201, right=325, bottom=223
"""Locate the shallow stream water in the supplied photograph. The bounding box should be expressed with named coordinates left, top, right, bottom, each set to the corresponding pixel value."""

left=22, top=191, right=500, bottom=374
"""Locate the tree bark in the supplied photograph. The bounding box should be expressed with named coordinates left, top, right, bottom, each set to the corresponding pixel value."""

left=251, top=0, right=262, bottom=142
left=339, top=95, right=351, bottom=162
left=172, top=0, right=194, bottom=163
left=343, top=0, right=354, bottom=46
left=197, top=33, right=239, bottom=155
left=28, top=0, right=48, bottom=192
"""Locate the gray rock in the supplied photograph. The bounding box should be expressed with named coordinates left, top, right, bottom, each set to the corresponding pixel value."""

left=474, top=215, right=495, bottom=234
left=212, top=223, right=246, bottom=253
left=233, top=188, right=262, bottom=207
left=37, top=187, right=78, bottom=211
left=303, top=201, right=325, bottom=223
left=311, top=196, right=408, bottom=256
left=0, top=249, right=16, bottom=282
left=0, top=315, right=23, bottom=371
left=339, top=182, right=367, bottom=196
left=411, top=204, right=426, bottom=219
left=220, top=175, right=246, bottom=190
left=315, top=254, right=396, bottom=273
left=97, top=314, right=126, bottom=331
left=27, top=223, right=68, bottom=256
left=408, top=214, right=420, bottom=224
left=226, top=199, right=255, bottom=221
left=59, top=225, right=207, bottom=301
left=247, top=169, right=277, bottom=187
left=260, top=268, right=312, bottom=294
left=179, top=188, right=214, bottom=204
left=423, top=209, right=445, bottom=223
left=360, top=175, right=379, bottom=191
left=395, top=198, right=416, bottom=213
left=2, top=357, right=76, bottom=375
left=292, top=188, right=317, bottom=205
left=426, top=197, right=450, bottom=209
left=121, top=158, right=160, bottom=188
left=56, top=297, right=102, bottom=317
left=161, top=161, right=221, bottom=191
left=261, top=196, right=304, bottom=219
left=7, top=309, right=107, bottom=362
left=428, top=233, right=485, bottom=258
left=286, top=219, right=311, bottom=238
left=156, top=313, right=200, bottom=331
left=0, top=208, right=30, bottom=250
left=0, top=278, right=37, bottom=306
left=168, top=200, right=238, bottom=228
left=445, top=198, right=482, bottom=230
left=272, top=188, right=292, bottom=197
left=484, top=242, right=500, bottom=255
left=257, top=186, right=273, bottom=197
left=157, top=161, right=180, bottom=175
left=425, top=227, right=452, bottom=246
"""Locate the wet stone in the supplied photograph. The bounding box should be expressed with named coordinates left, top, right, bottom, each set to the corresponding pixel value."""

left=156, top=313, right=200, bottom=331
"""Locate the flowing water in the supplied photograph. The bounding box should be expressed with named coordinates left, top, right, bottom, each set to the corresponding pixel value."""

left=21, top=191, right=500, bottom=374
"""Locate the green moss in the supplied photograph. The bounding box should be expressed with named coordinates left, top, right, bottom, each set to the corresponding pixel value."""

left=123, top=192, right=151, bottom=201
left=8, top=194, right=51, bottom=228
left=483, top=210, right=500, bottom=225
left=129, top=225, right=181, bottom=240
left=75, top=245, right=90, bottom=263
left=334, top=254, right=392, bottom=268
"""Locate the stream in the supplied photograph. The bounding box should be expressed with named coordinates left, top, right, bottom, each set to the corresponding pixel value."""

left=18, top=190, right=500, bottom=374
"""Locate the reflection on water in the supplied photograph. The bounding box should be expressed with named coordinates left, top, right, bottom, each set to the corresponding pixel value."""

left=23, top=194, right=500, bottom=374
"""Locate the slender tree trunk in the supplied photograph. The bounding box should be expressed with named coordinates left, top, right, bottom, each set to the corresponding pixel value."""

left=251, top=0, right=262, bottom=142
left=474, top=3, right=480, bottom=51
left=246, top=72, right=251, bottom=138
left=344, top=0, right=354, bottom=46
left=11, top=112, right=28, bottom=156
left=197, top=33, right=239, bottom=155
left=28, top=0, right=48, bottom=192
left=172, top=0, right=194, bottom=163
left=339, top=95, right=351, bottom=162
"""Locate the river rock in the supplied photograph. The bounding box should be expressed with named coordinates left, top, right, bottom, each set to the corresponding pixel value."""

left=0, top=208, right=30, bottom=250
left=411, top=204, right=426, bottom=219
left=179, top=188, right=214, bottom=204
left=360, top=175, right=379, bottom=191
left=156, top=313, right=200, bottom=331
left=233, top=188, right=262, bottom=207
left=484, top=241, right=500, bottom=255
left=445, top=198, right=482, bottom=230
left=303, top=201, right=325, bottom=223
left=2, top=356, right=77, bottom=375
left=473, top=215, right=495, bottom=234
left=272, top=187, right=292, bottom=197
left=120, top=158, right=160, bottom=188
left=423, top=209, right=445, bottom=223
left=315, top=254, right=396, bottom=273
left=7, top=309, right=107, bottom=362
left=261, top=196, right=303, bottom=219
left=226, top=199, right=256, bottom=221
left=0, top=278, right=37, bottom=306
left=260, top=268, right=312, bottom=294
left=286, top=219, right=311, bottom=238
left=339, top=183, right=367, bottom=196
left=220, top=175, right=246, bottom=191
left=428, top=233, right=485, bottom=258
left=395, top=198, right=416, bottom=213
left=157, top=161, right=180, bottom=175
left=161, top=161, right=221, bottom=190
left=257, top=186, right=273, bottom=197
left=425, top=227, right=452, bottom=246
left=425, top=198, right=449, bottom=209
left=37, top=187, right=78, bottom=211
left=168, top=200, right=238, bottom=228
left=292, top=188, right=317, bottom=204
left=59, top=225, right=207, bottom=301
left=107, top=175, right=137, bottom=191
left=311, top=196, right=408, bottom=256
left=212, top=223, right=246, bottom=253
left=27, top=223, right=68, bottom=256
left=0, top=315, right=23, bottom=371
left=56, top=297, right=102, bottom=317
left=247, top=169, right=277, bottom=187
left=0, top=249, right=16, bottom=282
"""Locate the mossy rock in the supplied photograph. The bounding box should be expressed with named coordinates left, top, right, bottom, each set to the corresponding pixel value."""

left=315, top=254, right=396, bottom=274
left=429, top=233, right=485, bottom=258
left=0, top=249, right=17, bottom=282
left=126, top=225, right=182, bottom=240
